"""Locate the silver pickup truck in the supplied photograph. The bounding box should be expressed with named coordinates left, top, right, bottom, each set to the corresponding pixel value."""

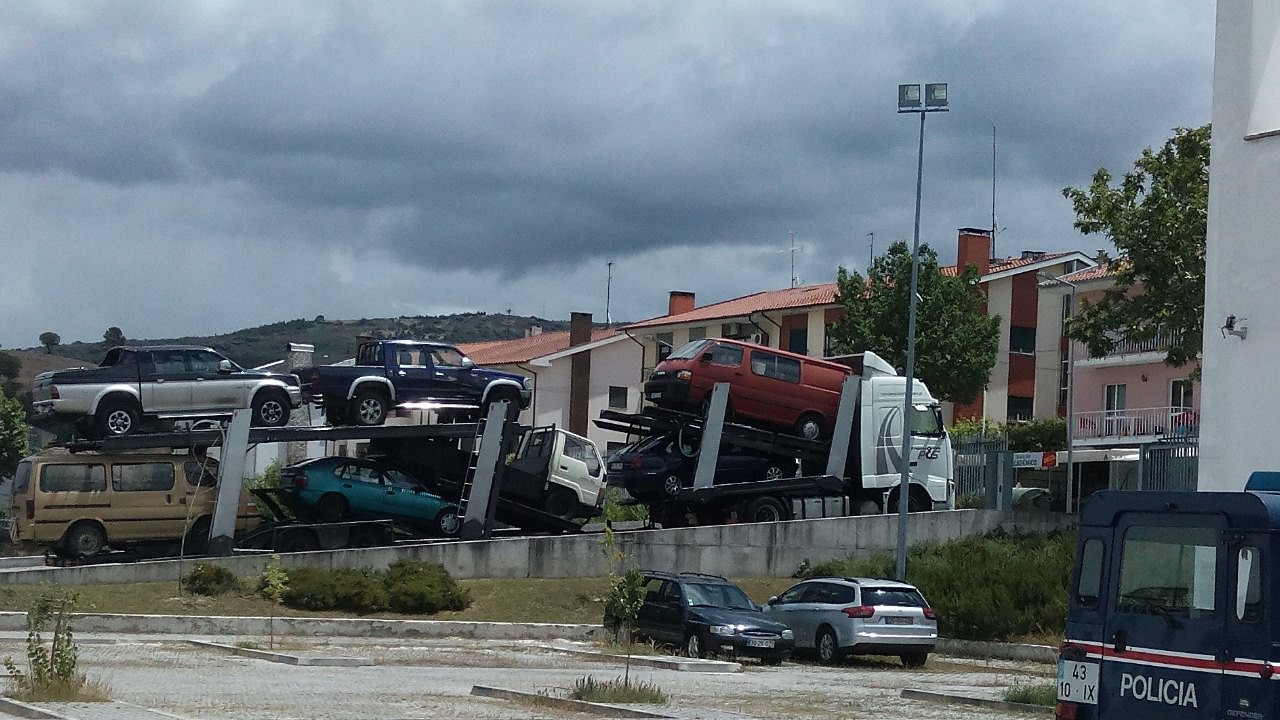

left=32, top=345, right=303, bottom=438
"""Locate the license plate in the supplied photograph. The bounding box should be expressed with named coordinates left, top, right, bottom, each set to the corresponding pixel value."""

left=609, top=462, right=623, bottom=471
left=745, top=639, right=775, bottom=648
left=886, top=617, right=913, bottom=625
left=646, top=392, right=661, bottom=400
left=1057, top=660, right=1099, bottom=705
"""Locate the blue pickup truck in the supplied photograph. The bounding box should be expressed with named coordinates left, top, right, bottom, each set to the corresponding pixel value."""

left=298, top=340, right=532, bottom=426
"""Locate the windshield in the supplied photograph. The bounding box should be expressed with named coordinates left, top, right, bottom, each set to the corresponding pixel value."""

left=911, top=404, right=945, bottom=437
left=666, top=340, right=712, bottom=361
left=684, top=582, right=757, bottom=611
left=12, top=461, right=31, bottom=495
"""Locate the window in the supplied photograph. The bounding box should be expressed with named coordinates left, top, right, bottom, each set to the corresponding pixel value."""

left=787, top=327, right=809, bottom=356
left=1007, top=396, right=1034, bottom=422
left=1117, top=525, right=1218, bottom=617
left=147, top=350, right=187, bottom=375
left=1058, top=346, right=1069, bottom=410
left=13, top=461, right=31, bottom=494
left=708, top=343, right=743, bottom=367
left=774, top=584, right=809, bottom=605
left=356, top=343, right=384, bottom=366
left=665, top=339, right=708, bottom=360
left=1105, top=384, right=1127, bottom=414
left=431, top=347, right=469, bottom=367
left=823, top=325, right=838, bottom=357
left=187, top=350, right=228, bottom=375
left=1076, top=538, right=1105, bottom=609
left=396, top=348, right=429, bottom=367
left=605, top=441, right=627, bottom=456
left=382, top=469, right=423, bottom=490
left=687, top=326, right=706, bottom=341
left=336, top=463, right=379, bottom=485
left=564, top=436, right=602, bottom=476
left=641, top=577, right=666, bottom=605
left=183, top=461, right=218, bottom=487
left=1238, top=547, right=1262, bottom=623
left=608, top=386, right=629, bottom=409
left=655, top=333, right=674, bottom=361
left=860, top=588, right=928, bottom=608
left=1171, top=379, right=1193, bottom=410
left=910, top=404, right=945, bottom=436
left=804, top=583, right=857, bottom=605
left=749, top=350, right=801, bottom=383
left=112, top=463, right=176, bottom=492
left=40, top=464, right=106, bottom=493
left=1009, top=326, right=1036, bottom=355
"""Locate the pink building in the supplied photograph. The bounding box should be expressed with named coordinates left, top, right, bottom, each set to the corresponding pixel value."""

left=1041, top=266, right=1199, bottom=448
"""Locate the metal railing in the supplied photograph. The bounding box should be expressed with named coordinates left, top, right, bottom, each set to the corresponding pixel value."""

left=1095, top=327, right=1180, bottom=358
left=1110, top=437, right=1199, bottom=492
left=1074, top=406, right=1198, bottom=441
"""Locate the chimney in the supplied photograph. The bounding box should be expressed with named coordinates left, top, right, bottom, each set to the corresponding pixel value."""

left=668, top=291, right=696, bottom=316
left=1021, top=250, right=1047, bottom=261
left=568, top=312, right=593, bottom=435
left=957, top=228, right=991, bottom=276
left=525, top=324, right=543, bottom=338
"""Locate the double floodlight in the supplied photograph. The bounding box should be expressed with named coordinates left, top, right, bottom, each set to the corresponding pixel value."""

left=898, top=83, right=949, bottom=112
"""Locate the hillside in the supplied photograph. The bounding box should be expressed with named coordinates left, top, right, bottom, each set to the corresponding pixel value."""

left=22, top=313, right=578, bottom=369
left=2, top=350, right=92, bottom=388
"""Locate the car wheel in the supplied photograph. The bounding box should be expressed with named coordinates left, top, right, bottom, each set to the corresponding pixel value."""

left=793, top=413, right=824, bottom=441
left=816, top=626, right=842, bottom=665
left=278, top=530, right=318, bottom=553
left=436, top=508, right=461, bottom=536
left=251, top=391, right=291, bottom=427
left=183, top=517, right=212, bottom=555
left=316, top=494, right=349, bottom=522
left=353, top=390, right=389, bottom=426
left=543, top=487, right=578, bottom=520
left=63, top=522, right=106, bottom=558
left=901, top=652, right=929, bottom=668
left=662, top=474, right=684, bottom=498
left=94, top=400, right=140, bottom=438
left=743, top=496, right=789, bottom=523
left=348, top=526, right=384, bottom=548
left=684, top=632, right=705, bottom=659
left=761, top=655, right=784, bottom=666
left=762, top=463, right=788, bottom=481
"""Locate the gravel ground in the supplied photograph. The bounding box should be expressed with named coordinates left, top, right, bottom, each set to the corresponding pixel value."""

left=0, top=635, right=1050, bottom=720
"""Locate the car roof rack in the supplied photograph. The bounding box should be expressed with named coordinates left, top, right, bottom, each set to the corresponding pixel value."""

left=678, top=572, right=728, bottom=582
left=808, top=575, right=861, bottom=583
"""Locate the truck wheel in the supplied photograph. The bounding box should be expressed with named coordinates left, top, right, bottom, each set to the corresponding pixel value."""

left=95, top=400, right=140, bottom=438
left=352, top=389, right=389, bottom=426
left=743, top=496, right=789, bottom=523
left=793, top=413, right=824, bottom=441
left=543, top=487, right=578, bottom=519
left=251, top=391, right=291, bottom=427
left=435, top=508, right=461, bottom=536
left=62, top=522, right=106, bottom=558
left=316, top=494, right=349, bottom=522
left=887, top=488, right=928, bottom=514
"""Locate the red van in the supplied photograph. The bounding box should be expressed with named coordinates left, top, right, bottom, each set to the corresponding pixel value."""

left=643, top=338, right=852, bottom=440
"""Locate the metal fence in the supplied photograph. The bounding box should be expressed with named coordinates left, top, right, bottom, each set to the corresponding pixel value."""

left=953, top=434, right=1009, bottom=502
left=1135, top=437, right=1199, bottom=492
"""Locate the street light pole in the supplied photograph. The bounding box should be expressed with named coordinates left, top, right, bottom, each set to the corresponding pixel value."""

left=895, top=83, right=947, bottom=582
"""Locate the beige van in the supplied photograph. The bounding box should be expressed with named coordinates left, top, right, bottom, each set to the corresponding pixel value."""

left=9, top=450, right=261, bottom=558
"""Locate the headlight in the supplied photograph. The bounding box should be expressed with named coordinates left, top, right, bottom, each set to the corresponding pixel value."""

left=676, top=370, right=692, bottom=381
left=522, top=377, right=534, bottom=390
left=709, top=625, right=734, bottom=636
left=781, top=629, right=794, bottom=640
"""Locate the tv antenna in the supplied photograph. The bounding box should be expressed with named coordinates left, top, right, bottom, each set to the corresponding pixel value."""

left=780, top=230, right=803, bottom=287
left=866, top=231, right=876, bottom=271
left=605, top=261, right=614, bottom=325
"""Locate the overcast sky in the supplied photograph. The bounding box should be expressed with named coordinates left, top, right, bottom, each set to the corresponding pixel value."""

left=0, top=1, right=1214, bottom=350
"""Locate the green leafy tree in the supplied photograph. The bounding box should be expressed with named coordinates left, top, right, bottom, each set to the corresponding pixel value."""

left=0, top=390, right=28, bottom=480
left=830, top=241, right=1000, bottom=404
left=102, top=327, right=126, bottom=346
left=0, top=352, right=21, bottom=399
left=38, top=332, right=60, bottom=354
left=604, top=568, right=647, bottom=685
left=261, top=555, right=289, bottom=649
left=1062, top=124, right=1210, bottom=377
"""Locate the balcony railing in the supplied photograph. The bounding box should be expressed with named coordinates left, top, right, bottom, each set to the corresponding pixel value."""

left=1074, top=406, right=1199, bottom=441
left=1095, top=327, right=1180, bottom=358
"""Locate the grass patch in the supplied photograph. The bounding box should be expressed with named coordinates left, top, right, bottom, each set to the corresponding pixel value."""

left=569, top=676, right=667, bottom=704
left=1004, top=682, right=1058, bottom=706
left=8, top=675, right=112, bottom=703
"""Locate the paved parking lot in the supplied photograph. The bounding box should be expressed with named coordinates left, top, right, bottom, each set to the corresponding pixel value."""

left=0, top=635, right=1051, bottom=719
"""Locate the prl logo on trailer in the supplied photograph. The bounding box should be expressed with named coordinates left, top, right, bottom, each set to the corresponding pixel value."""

left=1056, top=488, right=1280, bottom=719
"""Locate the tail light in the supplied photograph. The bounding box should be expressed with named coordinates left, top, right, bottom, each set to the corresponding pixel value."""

left=49, top=385, right=60, bottom=400
left=842, top=605, right=875, bottom=619
left=923, top=607, right=937, bottom=620
left=1054, top=701, right=1078, bottom=719
left=25, top=500, right=34, bottom=520
left=283, top=471, right=306, bottom=490
left=630, top=455, right=645, bottom=469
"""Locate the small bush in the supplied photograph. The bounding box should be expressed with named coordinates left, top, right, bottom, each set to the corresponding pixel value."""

left=4, top=590, right=110, bottom=703
left=1004, top=682, right=1057, bottom=706
left=601, top=488, right=649, bottom=523
left=278, top=561, right=469, bottom=615
left=385, top=559, right=470, bottom=614
left=280, top=567, right=338, bottom=610
left=569, top=676, right=666, bottom=704
left=331, top=568, right=389, bottom=613
left=181, top=564, right=241, bottom=596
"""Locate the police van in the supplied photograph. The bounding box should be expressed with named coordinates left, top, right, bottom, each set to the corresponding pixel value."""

left=1058, top=489, right=1274, bottom=719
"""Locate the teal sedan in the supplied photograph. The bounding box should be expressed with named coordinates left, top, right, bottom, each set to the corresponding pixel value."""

left=280, top=457, right=460, bottom=536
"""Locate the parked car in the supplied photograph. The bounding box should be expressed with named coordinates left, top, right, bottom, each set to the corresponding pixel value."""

left=606, top=433, right=798, bottom=502
left=298, top=340, right=531, bottom=427
left=762, top=576, right=937, bottom=667
left=605, top=571, right=794, bottom=664
left=280, top=456, right=460, bottom=536
left=31, top=345, right=303, bottom=438
left=9, top=450, right=261, bottom=558
left=643, top=338, right=857, bottom=440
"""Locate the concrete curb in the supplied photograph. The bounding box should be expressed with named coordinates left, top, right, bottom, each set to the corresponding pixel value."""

left=937, top=638, right=1058, bottom=664
left=900, top=689, right=1052, bottom=716
left=187, top=640, right=373, bottom=666
left=470, top=686, right=675, bottom=719
left=0, top=697, right=63, bottom=720
left=539, top=645, right=742, bottom=673
left=0, top=612, right=603, bottom=642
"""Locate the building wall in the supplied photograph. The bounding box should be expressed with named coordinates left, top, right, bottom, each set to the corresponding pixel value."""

left=984, top=276, right=1013, bottom=423
left=1072, top=363, right=1195, bottom=415
left=1034, top=286, right=1066, bottom=419
left=1199, top=3, right=1280, bottom=490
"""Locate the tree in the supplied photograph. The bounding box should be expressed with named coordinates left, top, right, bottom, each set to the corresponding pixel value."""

left=38, top=332, right=60, bottom=354
left=0, top=352, right=21, bottom=400
left=102, top=327, right=125, bottom=346
left=1062, top=124, right=1210, bottom=377
left=829, top=241, right=1000, bottom=405
left=0, top=389, right=28, bottom=480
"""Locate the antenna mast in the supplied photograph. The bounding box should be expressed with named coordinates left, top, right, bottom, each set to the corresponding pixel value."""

left=787, top=230, right=800, bottom=288
left=991, top=124, right=998, bottom=260
left=866, top=231, right=875, bottom=271
left=605, top=262, right=613, bottom=325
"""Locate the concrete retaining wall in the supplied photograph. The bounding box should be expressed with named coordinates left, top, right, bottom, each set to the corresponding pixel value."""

left=0, top=510, right=1073, bottom=586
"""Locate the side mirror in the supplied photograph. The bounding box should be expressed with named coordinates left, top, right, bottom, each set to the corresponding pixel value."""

left=767, top=595, right=779, bottom=605
left=217, top=359, right=235, bottom=374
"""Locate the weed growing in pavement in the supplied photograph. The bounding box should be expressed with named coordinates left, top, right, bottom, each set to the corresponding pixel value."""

left=569, top=675, right=667, bottom=704
left=4, top=589, right=111, bottom=703
left=1004, top=681, right=1057, bottom=706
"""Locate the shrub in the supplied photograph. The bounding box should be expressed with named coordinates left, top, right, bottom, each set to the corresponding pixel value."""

left=804, top=530, right=1075, bottom=642
left=181, top=564, right=240, bottom=597
left=280, top=567, right=338, bottom=610
left=601, top=488, right=649, bottom=523
left=385, top=559, right=470, bottom=614
left=279, top=561, right=469, bottom=615
left=330, top=568, right=389, bottom=613
left=1005, top=682, right=1057, bottom=706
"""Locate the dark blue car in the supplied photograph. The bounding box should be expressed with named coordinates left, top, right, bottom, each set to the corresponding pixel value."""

left=606, top=433, right=797, bottom=502
left=281, top=456, right=460, bottom=536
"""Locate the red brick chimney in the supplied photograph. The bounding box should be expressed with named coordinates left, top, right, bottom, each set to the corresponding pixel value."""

left=957, top=228, right=992, bottom=276
left=668, top=291, right=696, bottom=316
left=568, top=312, right=592, bottom=435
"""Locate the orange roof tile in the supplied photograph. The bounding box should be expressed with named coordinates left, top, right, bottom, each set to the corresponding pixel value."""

left=459, top=329, right=620, bottom=365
